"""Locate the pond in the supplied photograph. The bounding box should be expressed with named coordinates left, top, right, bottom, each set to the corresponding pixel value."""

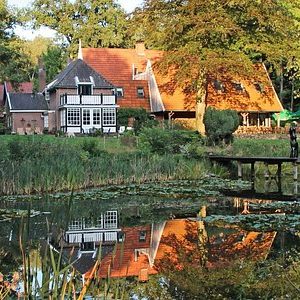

left=0, top=176, right=300, bottom=298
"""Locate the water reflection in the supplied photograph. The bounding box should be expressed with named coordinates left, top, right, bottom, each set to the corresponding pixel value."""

left=0, top=179, right=300, bottom=297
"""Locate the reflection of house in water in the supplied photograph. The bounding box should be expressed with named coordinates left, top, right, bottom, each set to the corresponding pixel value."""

left=60, top=214, right=278, bottom=281
left=61, top=210, right=123, bottom=274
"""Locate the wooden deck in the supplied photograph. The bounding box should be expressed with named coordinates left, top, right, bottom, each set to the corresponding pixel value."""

left=208, top=155, right=299, bottom=180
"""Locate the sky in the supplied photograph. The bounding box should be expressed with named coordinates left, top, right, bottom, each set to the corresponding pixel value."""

left=7, top=0, right=144, bottom=40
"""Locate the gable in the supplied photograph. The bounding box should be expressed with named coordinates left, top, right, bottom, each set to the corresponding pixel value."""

left=47, top=59, right=114, bottom=91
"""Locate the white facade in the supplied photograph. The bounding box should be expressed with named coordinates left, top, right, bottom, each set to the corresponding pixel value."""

left=59, top=94, right=118, bottom=134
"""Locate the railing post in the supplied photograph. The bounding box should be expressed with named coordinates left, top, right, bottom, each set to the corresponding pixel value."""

left=101, top=93, right=103, bottom=104
left=80, top=94, right=82, bottom=105
left=237, top=161, right=242, bottom=179
left=293, top=162, right=298, bottom=181
left=250, top=162, right=255, bottom=182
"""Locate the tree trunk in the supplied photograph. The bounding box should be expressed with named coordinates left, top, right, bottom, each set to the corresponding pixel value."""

left=291, top=78, right=295, bottom=111
left=195, top=81, right=207, bottom=134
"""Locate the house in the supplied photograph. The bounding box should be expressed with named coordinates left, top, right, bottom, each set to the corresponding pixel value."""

left=5, top=92, right=49, bottom=134
left=82, top=44, right=283, bottom=133
left=45, top=58, right=118, bottom=134
left=0, top=82, right=34, bottom=131
left=2, top=80, right=51, bottom=134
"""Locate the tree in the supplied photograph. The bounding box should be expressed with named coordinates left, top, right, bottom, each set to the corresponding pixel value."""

left=204, top=107, right=239, bottom=145
left=133, top=0, right=300, bottom=132
left=0, top=1, right=33, bottom=84
left=29, top=0, right=129, bottom=54
left=42, top=45, right=67, bottom=83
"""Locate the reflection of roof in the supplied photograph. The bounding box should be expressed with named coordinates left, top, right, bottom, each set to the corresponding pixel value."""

left=85, top=225, right=156, bottom=279
left=47, top=59, right=114, bottom=90
left=83, top=219, right=276, bottom=280
left=155, top=219, right=276, bottom=269
left=9, top=93, right=48, bottom=111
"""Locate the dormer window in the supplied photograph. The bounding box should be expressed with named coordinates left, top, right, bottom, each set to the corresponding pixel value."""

left=114, top=87, right=124, bottom=98
left=254, top=82, right=264, bottom=93
left=75, top=76, right=94, bottom=95
left=232, top=82, right=244, bottom=92
left=78, top=84, right=92, bottom=95
left=213, top=80, right=225, bottom=93
left=137, top=87, right=145, bottom=98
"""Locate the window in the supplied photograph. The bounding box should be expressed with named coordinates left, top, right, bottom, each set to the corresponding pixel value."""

left=78, top=84, right=92, bottom=95
left=104, top=211, right=118, bottom=229
left=232, top=82, right=244, bottom=92
left=96, top=215, right=103, bottom=228
left=60, top=110, right=66, bottom=127
left=213, top=80, right=225, bottom=93
left=103, top=108, right=116, bottom=126
left=114, top=87, right=124, bottom=98
left=139, top=231, right=147, bottom=242
left=83, top=109, right=90, bottom=125
left=254, top=82, right=264, bottom=93
left=137, top=87, right=145, bottom=98
left=93, top=109, right=101, bottom=125
left=68, top=219, right=82, bottom=231
left=67, top=108, right=80, bottom=125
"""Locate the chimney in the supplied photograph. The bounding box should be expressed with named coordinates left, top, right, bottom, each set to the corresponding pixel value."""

left=38, top=57, right=46, bottom=92
left=135, top=42, right=145, bottom=56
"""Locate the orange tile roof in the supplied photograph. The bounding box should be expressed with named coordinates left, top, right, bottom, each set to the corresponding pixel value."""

left=83, top=48, right=160, bottom=111
left=83, top=47, right=282, bottom=114
left=206, top=64, right=283, bottom=112
left=5, top=82, right=33, bottom=93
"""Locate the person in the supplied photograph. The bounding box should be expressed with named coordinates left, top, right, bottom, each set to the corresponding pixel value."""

left=289, top=122, right=298, bottom=158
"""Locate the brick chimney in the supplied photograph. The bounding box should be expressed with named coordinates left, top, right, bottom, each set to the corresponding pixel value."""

left=38, top=57, right=46, bottom=92
left=135, top=42, right=145, bottom=56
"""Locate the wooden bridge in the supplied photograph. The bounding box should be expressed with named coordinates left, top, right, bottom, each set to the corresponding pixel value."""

left=208, top=155, right=300, bottom=181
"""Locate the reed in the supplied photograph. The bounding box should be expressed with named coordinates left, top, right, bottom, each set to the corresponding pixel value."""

left=0, top=137, right=220, bottom=195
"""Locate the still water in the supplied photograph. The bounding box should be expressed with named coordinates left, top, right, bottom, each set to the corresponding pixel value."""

left=0, top=177, right=300, bottom=297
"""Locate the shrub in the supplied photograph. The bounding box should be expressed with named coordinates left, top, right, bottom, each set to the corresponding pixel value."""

left=138, top=127, right=203, bottom=154
left=117, top=108, right=158, bottom=133
left=204, top=107, right=239, bottom=145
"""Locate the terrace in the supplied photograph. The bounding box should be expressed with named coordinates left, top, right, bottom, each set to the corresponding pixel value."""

left=60, top=94, right=117, bottom=106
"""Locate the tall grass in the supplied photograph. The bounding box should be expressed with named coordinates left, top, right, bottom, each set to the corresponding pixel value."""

left=0, top=136, right=220, bottom=195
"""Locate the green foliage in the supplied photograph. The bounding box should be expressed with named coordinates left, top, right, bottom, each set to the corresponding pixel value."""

left=132, top=0, right=300, bottom=96
left=0, top=2, right=34, bottom=83
left=117, top=108, right=158, bottom=133
left=0, top=135, right=210, bottom=195
left=204, top=107, right=239, bottom=145
left=138, top=127, right=203, bottom=154
left=29, top=0, right=130, bottom=54
left=42, top=45, right=67, bottom=83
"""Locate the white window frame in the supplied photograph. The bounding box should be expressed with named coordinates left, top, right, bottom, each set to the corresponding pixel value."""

left=103, top=108, right=116, bottom=126
left=68, top=219, right=83, bottom=231
left=67, top=108, right=80, bottom=126
left=60, top=110, right=66, bottom=127
left=137, top=87, right=145, bottom=98
left=104, top=211, right=118, bottom=229
left=115, top=87, right=124, bottom=98
left=82, top=108, right=91, bottom=125
left=93, top=109, right=101, bottom=125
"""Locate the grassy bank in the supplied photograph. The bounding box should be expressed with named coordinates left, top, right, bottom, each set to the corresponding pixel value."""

left=0, top=132, right=291, bottom=195
left=0, top=135, right=223, bottom=195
